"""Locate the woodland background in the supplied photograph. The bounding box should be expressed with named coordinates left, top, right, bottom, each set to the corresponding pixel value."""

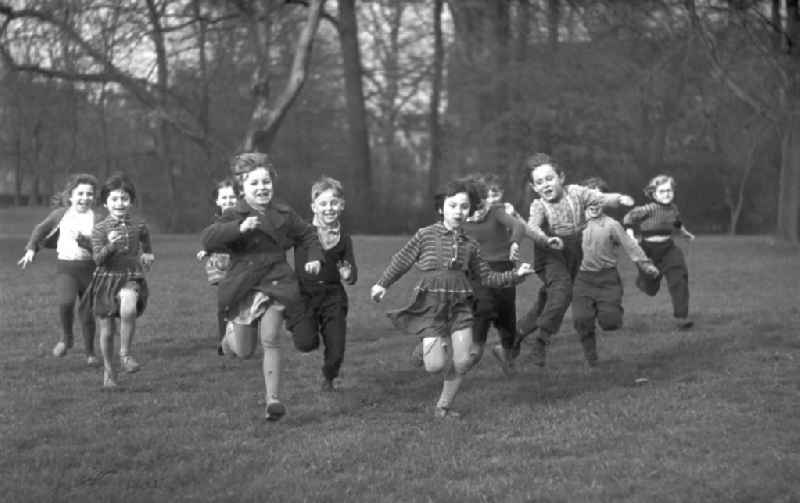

left=1, top=0, right=799, bottom=241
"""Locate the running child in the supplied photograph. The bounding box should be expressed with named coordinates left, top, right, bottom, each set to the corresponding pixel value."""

left=83, top=173, right=155, bottom=388
left=201, top=153, right=322, bottom=421
left=285, top=176, right=357, bottom=392
left=18, top=173, right=101, bottom=365
left=460, top=174, right=535, bottom=376
left=623, top=174, right=696, bottom=330
left=514, top=153, right=635, bottom=367
left=572, top=177, right=659, bottom=367
left=370, top=178, right=534, bottom=419
left=196, top=178, right=239, bottom=355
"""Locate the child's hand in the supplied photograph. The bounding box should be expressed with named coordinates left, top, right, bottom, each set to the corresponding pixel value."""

left=625, top=228, right=637, bottom=241
left=547, top=237, right=564, bottom=250
left=504, top=202, right=516, bottom=216
left=196, top=250, right=208, bottom=261
left=618, top=194, right=635, bottom=206
left=337, top=260, right=352, bottom=281
left=239, top=216, right=260, bottom=233
left=305, top=260, right=321, bottom=275
left=17, top=250, right=35, bottom=269
left=141, top=253, right=155, bottom=271
left=107, top=230, right=126, bottom=249
left=76, top=234, right=92, bottom=250
left=508, top=242, right=520, bottom=261
left=684, top=230, right=696, bottom=241
left=515, top=262, right=534, bottom=277
left=639, top=262, right=660, bottom=278
left=370, top=284, right=386, bottom=302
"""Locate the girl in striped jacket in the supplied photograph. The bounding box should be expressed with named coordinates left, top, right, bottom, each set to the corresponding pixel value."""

left=370, top=178, right=534, bottom=419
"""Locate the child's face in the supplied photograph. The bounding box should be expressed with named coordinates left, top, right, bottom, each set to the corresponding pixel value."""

left=486, top=187, right=503, bottom=205
left=216, top=186, right=237, bottom=211
left=652, top=181, right=674, bottom=205
left=242, top=167, right=273, bottom=207
left=530, top=164, right=565, bottom=202
left=441, top=192, right=471, bottom=230
left=69, top=183, right=95, bottom=213
left=585, top=204, right=602, bottom=220
left=105, top=189, right=132, bottom=219
left=311, top=188, right=344, bottom=227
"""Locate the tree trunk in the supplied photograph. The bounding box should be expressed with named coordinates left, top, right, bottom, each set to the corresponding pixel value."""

left=243, top=0, right=325, bottom=153
left=337, top=0, right=373, bottom=232
left=777, top=115, right=800, bottom=243
left=429, top=0, right=444, bottom=199
left=145, top=0, right=179, bottom=231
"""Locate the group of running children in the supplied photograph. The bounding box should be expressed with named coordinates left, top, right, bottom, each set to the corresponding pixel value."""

left=19, top=152, right=695, bottom=420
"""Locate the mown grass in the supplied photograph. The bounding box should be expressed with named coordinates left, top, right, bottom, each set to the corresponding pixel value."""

left=1, top=230, right=799, bottom=502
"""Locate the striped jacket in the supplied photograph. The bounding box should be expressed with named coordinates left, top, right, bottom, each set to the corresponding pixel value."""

left=376, top=222, right=516, bottom=289
left=622, top=202, right=683, bottom=238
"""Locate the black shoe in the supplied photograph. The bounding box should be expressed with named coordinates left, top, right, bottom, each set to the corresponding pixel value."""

left=265, top=401, right=286, bottom=421
left=217, top=344, right=224, bottom=356
left=320, top=378, right=335, bottom=392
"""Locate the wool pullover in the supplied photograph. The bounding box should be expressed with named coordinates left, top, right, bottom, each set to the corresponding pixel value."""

left=462, top=203, right=525, bottom=262
left=622, top=202, right=682, bottom=238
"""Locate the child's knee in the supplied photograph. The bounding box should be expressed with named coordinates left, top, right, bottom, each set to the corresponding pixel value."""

left=118, top=289, right=138, bottom=318
left=422, top=337, right=450, bottom=374
left=452, top=352, right=478, bottom=375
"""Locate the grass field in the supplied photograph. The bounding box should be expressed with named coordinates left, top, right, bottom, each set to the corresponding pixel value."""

left=1, top=229, right=799, bottom=502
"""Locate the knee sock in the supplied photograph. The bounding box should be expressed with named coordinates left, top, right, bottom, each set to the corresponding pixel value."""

left=436, top=374, right=463, bottom=409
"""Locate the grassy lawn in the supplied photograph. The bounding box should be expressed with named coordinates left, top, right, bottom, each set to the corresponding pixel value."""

left=1, top=230, right=799, bottom=502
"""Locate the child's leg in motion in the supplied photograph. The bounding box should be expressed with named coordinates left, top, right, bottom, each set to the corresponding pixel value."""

left=75, top=264, right=97, bottom=363
left=118, top=287, right=141, bottom=373
left=595, top=270, right=624, bottom=333
left=260, top=304, right=286, bottom=421
left=490, top=282, right=518, bottom=376
left=572, top=280, right=597, bottom=366
left=216, top=308, right=226, bottom=353
left=636, top=242, right=664, bottom=296
left=434, top=328, right=477, bottom=418
left=661, top=244, right=691, bottom=327
left=319, top=287, right=347, bottom=391
left=98, top=317, right=117, bottom=388
left=54, top=269, right=80, bottom=356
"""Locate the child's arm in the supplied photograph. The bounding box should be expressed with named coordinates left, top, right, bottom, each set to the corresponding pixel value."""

left=18, top=208, right=65, bottom=268
left=339, top=235, right=358, bottom=285
left=371, top=231, right=423, bottom=301
left=468, top=246, right=533, bottom=288
left=578, top=185, right=634, bottom=209
left=527, top=201, right=564, bottom=249
left=200, top=211, right=245, bottom=252
left=91, top=222, right=117, bottom=266
left=674, top=214, right=695, bottom=240
left=622, top=204, right=652, bottom=240
left=286, top=210, right=323, bottom=274
left=611, top=220, right=658, bottom=276
left=139, top=222, right=155, bottom=268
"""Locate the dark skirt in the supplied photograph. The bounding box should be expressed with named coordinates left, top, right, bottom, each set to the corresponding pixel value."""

left=386, top=270, right=475, bottom=338
left=83, top=267, right=148, bottom=318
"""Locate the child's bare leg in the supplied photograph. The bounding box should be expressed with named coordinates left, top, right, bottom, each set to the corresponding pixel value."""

left=260, top=304, right=285, bottom=420
left=118, top=287, right=140, bottom=372
left=98, top=317, right=117, bottom=387
left=435, top=329, right=477, bottom=418
left=228, top=323, right=258, bottom=358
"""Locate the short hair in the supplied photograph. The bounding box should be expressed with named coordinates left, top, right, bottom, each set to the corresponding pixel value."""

left=523, top=152, right=563, bottom=182
left=99, top=173, right=137, bottom=204
left=310, top=176, right=344, bottom=201
left=644, top=174, right=676, bottom=199
left=53, top=173, right=98, bottom=208
left=582, top=176, right=609, bottom=193
left=434, top=178, right=482, bottom=216
left=213, top=177, right=240, bottom=200
left=481, top=173, right=503, bottom=193
left=229, top=152, right=277, bottom=181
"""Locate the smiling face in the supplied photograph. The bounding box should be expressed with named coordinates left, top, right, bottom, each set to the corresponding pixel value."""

left=69, top=183, right=95, bottom=213
left=584, top=204, right=603, bottom=220
left=105, top=189, right=132, bottom=219
left=441, top=192, right=471, bottom=230
left=242, top=167, right=274, bottom=208
left=530, top=164, right=565, bottom=202
left=311, top=188, right=344, bottom=227
left=215, top=186, right=237, bottom=212
left=652, top=181, right=675, bottom=205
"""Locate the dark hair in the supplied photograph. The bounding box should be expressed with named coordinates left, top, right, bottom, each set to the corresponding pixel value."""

left=582, top=176, right=609, bottom=193
left=99, top=173, right=137, bottom=204
left=213, top=177, right=240, bottom=200
left=434, top=178, right=482, bottom=216
left=481, top=173, right=503, bottom=193
left=52, top=173, right=99, bottom=208
left=523, top=152, right=563, bottom=182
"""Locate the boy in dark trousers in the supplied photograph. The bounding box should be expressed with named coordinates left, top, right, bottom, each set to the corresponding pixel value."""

left=286, top=176, right=357, bottom=391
